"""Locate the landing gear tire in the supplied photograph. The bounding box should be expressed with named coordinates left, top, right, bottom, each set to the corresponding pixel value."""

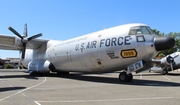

left=128, top=73, right=133, bottom=82
left=119, top=72, right=133, bottom=82
left=29, top=71, right=38, bottom=76
left=162, top=69, right=168, bottom=75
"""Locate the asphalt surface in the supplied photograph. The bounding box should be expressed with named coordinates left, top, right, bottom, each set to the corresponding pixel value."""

left=0, top=69, right=180, bottom=105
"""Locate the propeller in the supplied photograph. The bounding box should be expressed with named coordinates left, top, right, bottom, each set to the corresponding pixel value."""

left=8, top=24, right=42, bottom=60
left=166, top=55, right=174, bottom=71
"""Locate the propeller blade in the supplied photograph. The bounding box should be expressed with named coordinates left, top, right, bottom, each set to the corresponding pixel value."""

left=170, top=62, right=174, bottom=71
left=28, top=33, right=42, bottom=41
left=8, top=24, right=43, bottom=60
left=23, top=23, right=28, bottom=37
left=8, top=26, right=23, bottom=39
left=21, top=43, right=26, bottom=60
left=167, top=55, right=174, bottom=71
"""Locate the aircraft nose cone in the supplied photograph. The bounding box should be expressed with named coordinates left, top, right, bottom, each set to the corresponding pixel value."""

left=154, top=36, right=175, bottom=51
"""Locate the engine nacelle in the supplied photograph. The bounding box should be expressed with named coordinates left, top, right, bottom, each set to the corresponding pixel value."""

left=160, top=55, right=174, bottom=65
left=28, top=59, right=54, bottom=73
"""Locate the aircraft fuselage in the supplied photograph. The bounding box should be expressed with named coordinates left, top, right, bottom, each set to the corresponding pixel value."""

left=23, top=24, right=157, bottom=73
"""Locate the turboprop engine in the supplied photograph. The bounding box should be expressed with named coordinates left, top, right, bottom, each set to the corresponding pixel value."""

left=28, top=59, right=55, bottom=74
left=160, top=55, right=174, bottom=71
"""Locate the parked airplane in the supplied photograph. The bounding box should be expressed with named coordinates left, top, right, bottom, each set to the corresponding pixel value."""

left=0, top=23, right=175, bottom=82
left=0, top=58, right=10, bottom=66
left=150, top=52, right=180, bottom=75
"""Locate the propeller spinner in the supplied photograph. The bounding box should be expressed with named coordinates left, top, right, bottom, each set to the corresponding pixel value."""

left=8, top=24, right=42, bottom=60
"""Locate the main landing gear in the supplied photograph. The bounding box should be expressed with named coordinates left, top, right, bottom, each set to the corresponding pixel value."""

left=29, top=71, right=49, bottom=76
left=29, top=71, right=38, bottom=76
left=162, top=69, right=168, bottom=75
left=119, top=72, right=133, bottom=82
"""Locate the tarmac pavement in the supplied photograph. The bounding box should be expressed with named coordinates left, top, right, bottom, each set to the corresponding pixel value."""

left=0, top=69, right=180, bottom=105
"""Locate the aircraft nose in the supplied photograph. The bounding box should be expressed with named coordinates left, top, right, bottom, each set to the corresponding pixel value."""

left=154, top=36, right=175, bottom=51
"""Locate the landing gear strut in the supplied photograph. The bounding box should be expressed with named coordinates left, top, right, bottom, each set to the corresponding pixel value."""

left=119, top=72, right=133, bottom=82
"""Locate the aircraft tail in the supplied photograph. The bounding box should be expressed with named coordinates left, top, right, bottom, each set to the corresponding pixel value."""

left=23, top=23, right=27, bottom=37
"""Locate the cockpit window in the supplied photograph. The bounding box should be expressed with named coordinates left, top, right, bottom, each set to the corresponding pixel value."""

left=141, top=27, right=150, bottom=34
left=129, top=26, right=154, bottom=35
left=146, top=26, right=154, bottom=34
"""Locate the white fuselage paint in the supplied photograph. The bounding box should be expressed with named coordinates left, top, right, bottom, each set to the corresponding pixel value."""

left=22, top=24, right=158, bottom=73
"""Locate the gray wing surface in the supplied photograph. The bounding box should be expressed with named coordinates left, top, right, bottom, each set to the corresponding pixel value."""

left=0, top=34, right=48, bottom=50
left=151, top=59, right=169, bottom=68
left=151, top=59, right=161, bottom=65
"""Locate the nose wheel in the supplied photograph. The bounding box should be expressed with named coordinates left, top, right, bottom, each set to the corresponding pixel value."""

left=162, top=69, right=168, bottom=75
left=119, top=72, right=133, bottom=82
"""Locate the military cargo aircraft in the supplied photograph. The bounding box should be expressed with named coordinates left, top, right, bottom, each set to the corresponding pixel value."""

left=150, top=52, right=180, bottom=75
left=0, top=23, right=175, bottom=82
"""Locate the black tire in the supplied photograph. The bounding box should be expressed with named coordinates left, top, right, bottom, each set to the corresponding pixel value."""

left=127, top=73, right=133, bottom=82
left=162, top=69, right=168, bottom=75
left=57, top=71, right=69, bottom=75
left=29, top=71, right=37, bottom=76
left=119, top=72, right=129, bottom=82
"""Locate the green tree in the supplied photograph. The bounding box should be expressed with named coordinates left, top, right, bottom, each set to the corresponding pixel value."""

left=152, top=29, right=180, bottom=56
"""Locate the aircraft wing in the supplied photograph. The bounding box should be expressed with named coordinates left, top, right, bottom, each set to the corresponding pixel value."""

left=0, top=34, right=48, bottom=50
left=151, top=58, right=170, bottom=68
left=151, top=59, right=161, bottom=65
left=151, top=59, right=164, bottom=67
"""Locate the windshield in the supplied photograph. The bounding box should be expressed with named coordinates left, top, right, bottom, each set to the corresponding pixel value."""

left=129, top=26, right=154, bottom=35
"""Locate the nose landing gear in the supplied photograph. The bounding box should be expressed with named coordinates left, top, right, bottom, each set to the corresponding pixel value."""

left=119, top=72, right=133, bottom=82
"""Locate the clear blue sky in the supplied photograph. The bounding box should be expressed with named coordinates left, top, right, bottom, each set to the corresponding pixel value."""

left=0, top=0, right=180, bottom=59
